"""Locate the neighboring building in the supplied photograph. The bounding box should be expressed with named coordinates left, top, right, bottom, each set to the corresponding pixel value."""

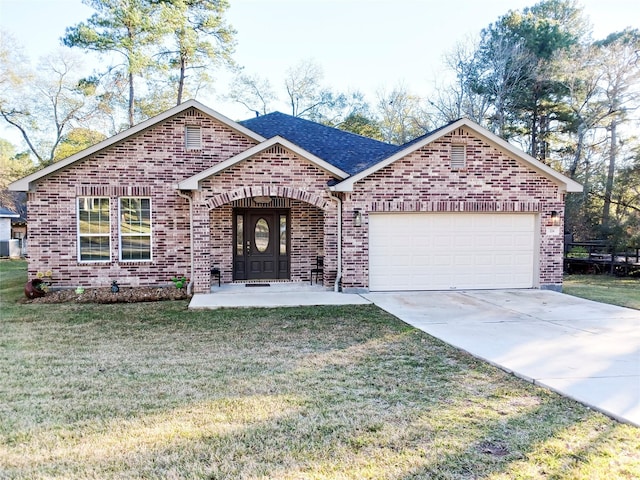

left=0, top=207, right=19, bottom=241
left=9, top=100, right=581, bottom=293
left=11, top=217, right=27, bottom=256
left=0, top=207, right=21, bottom=258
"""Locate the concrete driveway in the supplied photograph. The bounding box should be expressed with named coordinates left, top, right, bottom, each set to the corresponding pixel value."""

left=363, top=289, right=640, bottom=426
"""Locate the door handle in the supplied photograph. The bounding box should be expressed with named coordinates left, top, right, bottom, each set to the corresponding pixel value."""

left=246, top=240, right=251, bottom=255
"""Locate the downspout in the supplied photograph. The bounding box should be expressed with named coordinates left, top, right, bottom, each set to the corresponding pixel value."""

left=328, top=189, right=342, bottom=292
left=177, top=189, right=194, bottom=295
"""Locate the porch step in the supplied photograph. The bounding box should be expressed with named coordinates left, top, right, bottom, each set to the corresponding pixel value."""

left=190, top=289, right=371, bottom=309
left=210, top=281, right=328, bottom=294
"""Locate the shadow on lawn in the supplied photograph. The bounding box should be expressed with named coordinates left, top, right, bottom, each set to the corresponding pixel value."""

left=4, top=375, right=624, bottom=479
left=1, top=261, right=635, bottom=479
left=3, top=308, right=631, bottom=479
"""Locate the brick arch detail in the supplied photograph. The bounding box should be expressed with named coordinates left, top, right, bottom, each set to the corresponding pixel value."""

left=204, top=185, right=329, bottom=210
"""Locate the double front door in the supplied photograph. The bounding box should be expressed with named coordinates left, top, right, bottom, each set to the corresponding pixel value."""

left=233, top=209, right=290, bottom=281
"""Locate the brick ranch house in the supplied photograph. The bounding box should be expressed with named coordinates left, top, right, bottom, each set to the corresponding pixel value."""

left=9, top=99, right=582, bottom=294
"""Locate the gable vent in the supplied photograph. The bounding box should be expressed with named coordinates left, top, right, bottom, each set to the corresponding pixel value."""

left=265, top=145, right=288, bottom=155
left=185, top=125, right=202, bottom=150
left=450, top=144, right=466, bottom=170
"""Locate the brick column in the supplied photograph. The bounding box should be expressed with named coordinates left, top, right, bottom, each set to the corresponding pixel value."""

left=192, top=203, right=212, bottom=293
left=323, top=200, right=339, bottom=289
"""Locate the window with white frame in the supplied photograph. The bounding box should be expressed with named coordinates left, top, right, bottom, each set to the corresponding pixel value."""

left=119, top=198, right=152, bottom=261
left=78, top=197, right=111, bottom=262
left=185, top=125, right=202, bottom=150
left=450, top=144, right=466, bottom=170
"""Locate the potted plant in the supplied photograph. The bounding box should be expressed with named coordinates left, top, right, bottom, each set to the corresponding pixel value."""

left=25, top=270, right=53, bottom=299
left=24, top=278, right=46, bottom=298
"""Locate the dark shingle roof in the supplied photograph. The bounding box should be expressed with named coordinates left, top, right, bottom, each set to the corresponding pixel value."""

left=0, top=207, right=19, bottom=217
left=239, top=112, right=400, bottom=175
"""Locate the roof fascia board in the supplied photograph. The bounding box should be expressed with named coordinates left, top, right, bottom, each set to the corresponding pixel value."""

left=465, top=123, right=583, bottom=193
left=178, top=136, right=349, bottom=190
left=333, top=118, right=582, bottom=193
left=192, top=100, right=266, bottom=142
left=8, top=99, right=266, bottom=192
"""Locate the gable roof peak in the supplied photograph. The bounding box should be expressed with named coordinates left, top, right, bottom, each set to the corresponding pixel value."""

left=178, top=135, right=349, bottom=190
left=333, top=117, right=582, bottom=194
left=395, top=117, right=466, bottom=150
left=8, top=100, right=265, bottom=192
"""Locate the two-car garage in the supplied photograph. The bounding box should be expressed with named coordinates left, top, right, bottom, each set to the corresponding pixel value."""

left=368, top=213, right=537, bottom=291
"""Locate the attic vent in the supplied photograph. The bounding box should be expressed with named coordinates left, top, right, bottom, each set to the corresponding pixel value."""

left=265, top=145, right=287, bottom=155
left=450, top=144, right=466, bottom=170
left=185, top=108, right=198, bottom=117
left=185, top=125, right=202, bottom=150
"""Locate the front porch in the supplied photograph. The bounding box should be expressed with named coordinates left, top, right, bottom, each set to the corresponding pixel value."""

left=179, top=137, right=347, bottom=294
left=189, top=191, right=339, bottom=294
left=189, top=281, right=370, bottom=309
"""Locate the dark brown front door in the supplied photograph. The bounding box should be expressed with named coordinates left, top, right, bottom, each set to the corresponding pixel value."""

left=233, top=209, right=290, bottom=281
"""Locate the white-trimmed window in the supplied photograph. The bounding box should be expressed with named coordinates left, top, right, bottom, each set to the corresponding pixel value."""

left=119, top=198, right=152, bottom=261
left=450, top=144, right=466, bottom=170
left=78, top=197, right=111, bottom=262
left=185, top=125, right=202, bottom=150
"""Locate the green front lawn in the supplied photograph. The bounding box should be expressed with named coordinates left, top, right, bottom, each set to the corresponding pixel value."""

left=564, top=274, right=640, bottom=310
left=1, top=260, right=638, bottom=479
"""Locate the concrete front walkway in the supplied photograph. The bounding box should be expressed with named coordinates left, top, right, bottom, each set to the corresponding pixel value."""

left=363, top=289, right=640, bottom=426
left=189, top=282, right=371, bottom=309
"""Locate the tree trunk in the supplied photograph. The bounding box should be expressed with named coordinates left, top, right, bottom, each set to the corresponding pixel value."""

left=530, top=106, right=538, bottom=158
left=539, top=114, right=549, bottom=162
left=602, top=119, right=617, bottom=229
left=177, top=56, right=186, bottom=105
left=128, top=71, right=135, bottom=127
left=569, top=123, right=585, bottom=178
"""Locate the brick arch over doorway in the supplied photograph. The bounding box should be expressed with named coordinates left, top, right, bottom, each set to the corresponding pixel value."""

left=205, top=185, right=329, bottom=211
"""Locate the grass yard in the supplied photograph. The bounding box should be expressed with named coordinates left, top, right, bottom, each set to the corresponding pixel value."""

left=1, top=260, right=639, bottom=479
left=564, top=274, right=640, bottom=310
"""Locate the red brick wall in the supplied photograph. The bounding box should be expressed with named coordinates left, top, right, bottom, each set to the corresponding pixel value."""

left=26, top=108, right=257, bottom=289
left=291, top=200, right=325, bottom=282
left=340, top=127, right=565, bottom=291
left=210, top=204, right=233, bottom=284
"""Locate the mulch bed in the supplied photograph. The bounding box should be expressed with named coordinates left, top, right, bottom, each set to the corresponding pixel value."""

left=22, top=286, right=191, bottom=304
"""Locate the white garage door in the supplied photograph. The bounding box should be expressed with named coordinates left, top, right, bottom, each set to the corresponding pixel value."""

left=369, top=213, right=536, bottom=291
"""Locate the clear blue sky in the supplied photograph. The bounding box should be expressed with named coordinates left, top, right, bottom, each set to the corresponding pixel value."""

left=1, top=0, right=637, bottom=125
